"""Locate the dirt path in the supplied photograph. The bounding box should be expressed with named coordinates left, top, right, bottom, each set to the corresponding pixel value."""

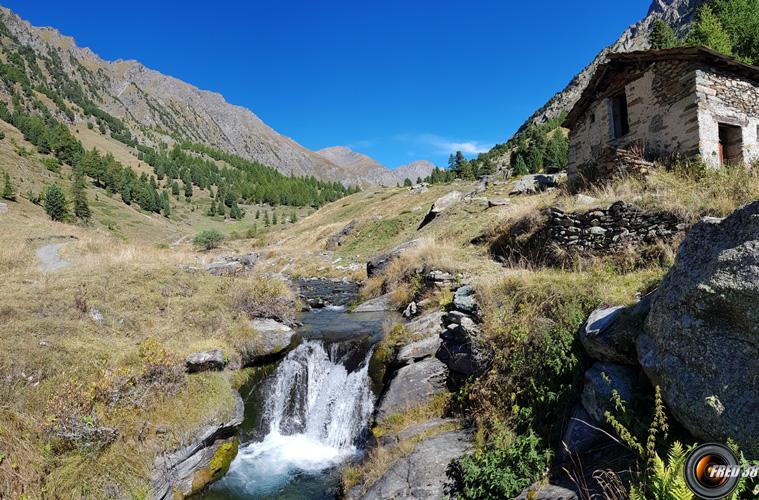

left=36, top=243, right=70, bottom=272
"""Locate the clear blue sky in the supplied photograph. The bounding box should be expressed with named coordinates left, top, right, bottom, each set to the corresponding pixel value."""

left=4, top=0, right=650, bottom=168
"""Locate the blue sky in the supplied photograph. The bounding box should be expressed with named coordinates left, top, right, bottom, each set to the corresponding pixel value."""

left=4, top=1, right=650, bottom=168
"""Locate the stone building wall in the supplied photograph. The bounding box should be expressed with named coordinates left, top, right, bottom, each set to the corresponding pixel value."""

left=696, top=67, right=759, bottom=167
left=568, top=60, right=701, bottom=181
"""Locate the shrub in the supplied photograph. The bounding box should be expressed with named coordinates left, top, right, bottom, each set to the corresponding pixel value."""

left=449, top=429, right=549, bottom=499
left=192, top=229, right=224, bottom=250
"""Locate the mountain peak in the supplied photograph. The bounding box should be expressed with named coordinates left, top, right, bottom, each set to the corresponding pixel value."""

left=317, top=146, right=435, bottom=186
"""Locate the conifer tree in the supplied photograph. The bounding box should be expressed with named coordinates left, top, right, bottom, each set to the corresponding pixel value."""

left=2, top=171, right=16, bottom=201
left=171, top=180, right=180, bottom=198
left=264, top=211, right=270, bottom=226
left=514, top=155, right=529, bottom=176
left=650, top=19, right=679, bottom=49
left=217, top=198, right=225, bottom=217
left=290, top=211, right=297, bottom=223
left=229, top=201, right=242, bottom=219
left=687, top=5, right=733, bottom=56
left=255, top=209, right=260, bottom=219
left=207, top=202, right=216, bottom=216
left=72, top=166, right=91, bottom=222
left=403, top=178, right=413, bottom=187
left=43, top=184, right=69, bottom=222
left=161, top=190, right=171, bottom=217
left=184, top=180, right=193, bottom=201
left=272, top=212, right=278, bottom=225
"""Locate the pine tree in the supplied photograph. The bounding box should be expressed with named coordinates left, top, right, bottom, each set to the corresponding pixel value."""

left=290, top=211, right=297, bottom=223
left=217, top=198, right=226, bottom=217
left=207, top=203, right=216, bottom=216
left=161, top=190, right=171, bottom=217
left=544, top=131, right=569, bottom=171
left=403, top=177, right=413, bottom=187
left=514, top=155, right=529, bottom=176
left=2, top=171, right=16, bottom=201
left=43, top=184, right=70, bottom=222
left=264, top=211, right=270, bottom=226
left=171, top=180, right=180, bottom=198
left=72, top=166, right=91, bottom=222
left=255, top=209, right=260, bottom=219
left=272, top=212, right=278, bottom=225
left=687, top=5, right=733, bottom=56
left=229, top=201, right=242, bottom=219
left=650, top=19, right=678, bottom=49
left=184, top=180, right=193, bottom=201
left=120, top=170, right=132, bottom=205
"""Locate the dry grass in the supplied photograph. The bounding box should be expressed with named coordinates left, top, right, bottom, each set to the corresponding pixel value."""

left=0, top=207, right=293, bottom=497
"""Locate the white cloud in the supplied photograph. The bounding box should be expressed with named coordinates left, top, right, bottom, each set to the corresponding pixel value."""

left=410, top=134, right=492, bottom=155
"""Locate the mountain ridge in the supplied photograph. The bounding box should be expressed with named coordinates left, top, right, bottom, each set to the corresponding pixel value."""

left=0, top=5, right=379, bottom=186
left=317, top=146, right=435, bottom=186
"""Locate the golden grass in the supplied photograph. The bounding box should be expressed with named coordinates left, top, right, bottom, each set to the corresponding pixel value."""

left=0, top=207, right=294, bottom=497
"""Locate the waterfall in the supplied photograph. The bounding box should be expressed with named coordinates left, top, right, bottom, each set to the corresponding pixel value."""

left=208, top=340, right=375, bottom=497
left=264, top=341, right=375, bottom=450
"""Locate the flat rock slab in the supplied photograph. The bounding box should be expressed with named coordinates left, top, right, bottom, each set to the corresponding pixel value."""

left=396, top=335, right=439, bottom=366
left=376, top=357, right=447, bottom=421
left=36, top=243, right=70, bottom=272
left=404, top=311, right=444, bottom=337
left=249, top=319, right=297, bottom=361
left=361, top=430, right=472, bottom=500
left=353, top=293, right=393, bottom=313
left=185, top=348, right=226, bottom=373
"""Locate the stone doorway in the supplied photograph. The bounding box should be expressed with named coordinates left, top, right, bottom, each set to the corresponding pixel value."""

left=718, top=123, right=743, bottom=165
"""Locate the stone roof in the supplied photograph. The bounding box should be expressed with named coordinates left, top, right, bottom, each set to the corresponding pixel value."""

left=563, top=46, right=759, bottom=129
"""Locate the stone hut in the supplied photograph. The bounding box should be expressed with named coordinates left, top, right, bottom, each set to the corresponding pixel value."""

left=564, top=46, right=759, bottom=183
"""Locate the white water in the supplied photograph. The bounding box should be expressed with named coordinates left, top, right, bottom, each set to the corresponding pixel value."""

left=211, top=341, right=375, bottom=497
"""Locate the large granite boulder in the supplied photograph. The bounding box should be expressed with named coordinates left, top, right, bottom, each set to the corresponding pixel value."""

left=243, top=319, right=298, bottom=366
left=641, top=202, right=759, bottom=456
left=375, top=357, right=447, bottom=421
left=359, top=430, right=472, bottom=500
left=366, top=239, right=420, bottom=277
left=418, top=191, right=463, bottom=229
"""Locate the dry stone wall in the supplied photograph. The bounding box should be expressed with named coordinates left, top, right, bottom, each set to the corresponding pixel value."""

left=548, top=201, right=686, bottom=254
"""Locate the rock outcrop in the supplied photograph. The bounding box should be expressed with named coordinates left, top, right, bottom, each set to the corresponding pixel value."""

left=185, top=349, right=226, bottom=373
left=353, top=293, right=393, bottom=312
left=358, top=430, right=472, bottom=500
left=580, top=293, right=653, bottom=365
left=510, top=173, right=565, bottom=195
left=417, top=191, right=463, bottom=229
left=375, top=357, right=447, bottom=421
left=204, top=253, right=260, bottom=276
left=366, top=239, right=419, bottom=277
left=641, top=203, right=759, bottom=456
left=325, top=221, right=358, bottom=250
left=150, top=391, right=244, bottom=499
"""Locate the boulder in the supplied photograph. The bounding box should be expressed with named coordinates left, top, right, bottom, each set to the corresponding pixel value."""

left=561, top=405, right=605, bottom=458
left=417, top=191, right=463, bottom=229
left=375, top=357, right=447, bottom=421
left=359, top=430, right=472, bottom=500
left=396, top=335, right=439, bottom=366
left=246, top=319, right=297, bottom=365
left=424, top=270, right=455, bottom=288
left=580, top=296, right=653, bottom=366
left=185, top=348, right=226, bottom=373
left=409, top=183, right=429, bottom=194
left=510, top=173, right=564, bottom=195
left=405, top=311, right=444, bottom=337
left=452, top=285, right=478, bottom=315
left=402, top=301, right=417, bottom=318
left=353, top=293, right=392, bottom=313
left=326, top=220, right=357, bottom=250
left=581, top=362, right=637, bottom=423
left=641, top=203, right=759, bottom=456
left=366, top=239, right=420, bottom=277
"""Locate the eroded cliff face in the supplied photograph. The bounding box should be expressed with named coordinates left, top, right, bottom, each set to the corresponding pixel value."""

left=519, top=0, right=704, bottom=132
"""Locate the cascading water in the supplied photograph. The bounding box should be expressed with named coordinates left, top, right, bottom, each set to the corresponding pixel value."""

left=205, top=340, right=376, bottom=498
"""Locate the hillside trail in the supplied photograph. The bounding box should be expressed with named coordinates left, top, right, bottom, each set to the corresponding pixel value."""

left=36, top=242, right=70, bottom=272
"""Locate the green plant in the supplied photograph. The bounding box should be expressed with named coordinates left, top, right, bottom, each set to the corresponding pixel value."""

left=2, top=171, right=16, bottom=201
left=43, top=183, right=70, bottom=221
left=628, top=442, right=693, bottom=500
left=449, top=428, right=549, bottom=499
left=192, top=229, right=224, bottom=251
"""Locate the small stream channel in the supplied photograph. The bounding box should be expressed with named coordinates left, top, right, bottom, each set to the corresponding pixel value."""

left=201, top=279, right=396, bottom=499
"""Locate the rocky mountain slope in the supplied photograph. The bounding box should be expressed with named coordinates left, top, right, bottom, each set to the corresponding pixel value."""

left=518, top=0, right=704, bottom=132
left=0, top=6, right=378, bottom=185
left=318, top=146, right=435, bottom=186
